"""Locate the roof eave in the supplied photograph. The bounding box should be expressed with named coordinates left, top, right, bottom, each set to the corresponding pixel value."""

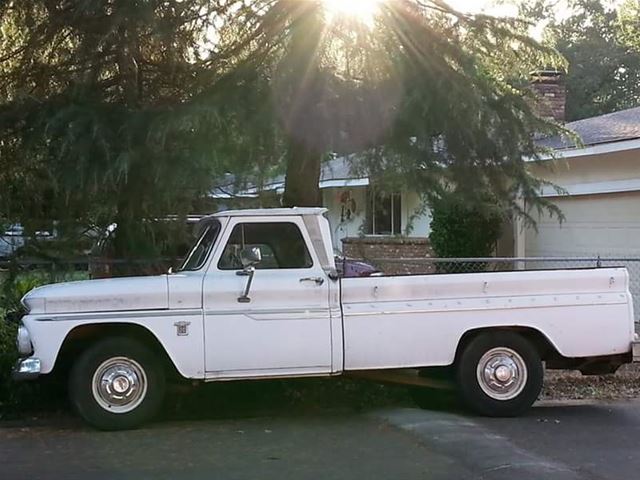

left=531, top=137, right=640, bottom=162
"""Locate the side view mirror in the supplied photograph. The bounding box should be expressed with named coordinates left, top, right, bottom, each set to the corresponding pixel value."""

left=240, top=246, right=262, bottom=268
left=237, top=247, right=262, bottom=303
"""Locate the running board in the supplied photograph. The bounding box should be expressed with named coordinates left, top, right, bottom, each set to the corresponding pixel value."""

left=346, top=369, right=453, bottom=390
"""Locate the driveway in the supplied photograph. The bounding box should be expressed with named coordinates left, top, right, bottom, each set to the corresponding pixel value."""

left=378, top=400, right=640, bottom=480
left=1, top=399, right=639, bottom=479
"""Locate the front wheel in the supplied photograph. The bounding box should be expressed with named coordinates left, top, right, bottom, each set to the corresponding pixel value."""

left=69, top=337, right=166, bottom=430
left=456, top=332, right=543, bottom=417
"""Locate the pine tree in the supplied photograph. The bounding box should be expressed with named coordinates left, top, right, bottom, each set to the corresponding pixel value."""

left=0, top=0, right=566, bottom=258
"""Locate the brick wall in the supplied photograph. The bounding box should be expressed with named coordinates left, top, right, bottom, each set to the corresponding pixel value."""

left=530, top=71, right=566, bottom=122
left=342, top=236, right=434, bottom=275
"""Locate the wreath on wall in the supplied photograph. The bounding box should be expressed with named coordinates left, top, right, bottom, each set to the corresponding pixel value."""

left=338, top=190, right=357, bottom=223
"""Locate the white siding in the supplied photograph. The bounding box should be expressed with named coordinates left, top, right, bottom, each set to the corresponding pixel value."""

left=322, top=187, right=431, bottom=252
left=322, top=187, right=368, bottom=251
left=402, top=191, right=432, bottom=237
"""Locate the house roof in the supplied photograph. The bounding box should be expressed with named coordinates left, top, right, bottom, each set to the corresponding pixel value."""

left=210, top=156, right=368, bottom=198
left=262, top=156, right=368, bottom=190
left=537, top=106, right=640, bottom=150
left=319, top=156, right=368, bottom=186
left=211, top=107, right=640, bottom=198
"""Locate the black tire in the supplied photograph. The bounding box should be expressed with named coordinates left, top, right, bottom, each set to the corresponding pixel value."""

left=456, top=332, right=543, bottom=417
left=69, top=337, right=166, bottom=430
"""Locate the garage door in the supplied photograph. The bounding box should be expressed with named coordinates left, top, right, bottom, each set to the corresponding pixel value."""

left=526, top=192, right=640, bottom=257
left=526, top=192, right=640, bottom=325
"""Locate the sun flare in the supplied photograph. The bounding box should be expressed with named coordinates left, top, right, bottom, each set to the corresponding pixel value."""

left=322, top=0, right=382, bottom=27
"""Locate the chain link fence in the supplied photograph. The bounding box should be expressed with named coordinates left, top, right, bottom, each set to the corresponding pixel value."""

left=0, top=257, right=177, bottom=292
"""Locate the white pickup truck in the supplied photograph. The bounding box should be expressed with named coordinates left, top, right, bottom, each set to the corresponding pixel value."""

left=13, top=208, right=638, bottom=430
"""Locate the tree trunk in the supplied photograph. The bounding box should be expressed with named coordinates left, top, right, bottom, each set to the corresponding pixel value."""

left=282, top=139, right=322, bottom=207
left=278, top=1, right=325, bottom=208
left=112, top=0, right=143, bottom=264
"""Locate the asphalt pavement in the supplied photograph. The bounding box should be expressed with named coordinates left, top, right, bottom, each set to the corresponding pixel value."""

left=2, top=399, right=639, bottom=479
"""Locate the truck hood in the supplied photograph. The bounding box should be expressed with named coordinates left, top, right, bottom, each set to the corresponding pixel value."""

left=21, top=275, right=169, bottom=315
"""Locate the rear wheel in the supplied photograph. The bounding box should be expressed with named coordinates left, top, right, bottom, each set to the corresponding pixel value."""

left=456, top=332, right=543, bottom=417
left=69, top=337, right=165, bottom=430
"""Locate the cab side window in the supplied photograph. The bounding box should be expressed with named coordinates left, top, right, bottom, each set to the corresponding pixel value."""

left=218, top=222, right=313, bottom=270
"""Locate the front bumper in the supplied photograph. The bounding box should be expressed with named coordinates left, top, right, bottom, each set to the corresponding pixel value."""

left=12, top=357, right=41, bottom=381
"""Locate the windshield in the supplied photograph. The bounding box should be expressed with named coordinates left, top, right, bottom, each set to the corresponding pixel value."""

left=178, top=220, right=220, bottom=271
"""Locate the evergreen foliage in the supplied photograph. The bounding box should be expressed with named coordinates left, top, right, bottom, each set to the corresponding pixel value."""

left=429, top=191, right=504, bottom=258
left=0, top=1, right=567, bottom=258
left=519, top=0, right=640, bottom=121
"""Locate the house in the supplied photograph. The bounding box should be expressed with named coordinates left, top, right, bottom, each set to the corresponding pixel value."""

left=521, top=106, right=640, bottom=258
left=211, top=73, right=640, bottom=263
left=211, top=158, right=435, bottom=272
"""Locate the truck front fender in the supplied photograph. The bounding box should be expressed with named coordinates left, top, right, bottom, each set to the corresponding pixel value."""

left=21, top=310, right=205, bottom=379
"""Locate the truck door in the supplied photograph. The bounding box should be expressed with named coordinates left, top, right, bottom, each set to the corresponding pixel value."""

left=203, top=217, right=332, bottom=378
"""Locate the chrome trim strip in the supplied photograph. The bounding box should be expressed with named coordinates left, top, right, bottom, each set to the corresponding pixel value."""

left=34, top=307, right=331, bottom=321
left=207, top=365, right=329, bottom=374
left=343, top=298, right=627, bottom=317
left=205, top=365, right=332, bottom=380
left=204, top=308, right=330, bottom=316
left=34, top=309, right=201, bottom=322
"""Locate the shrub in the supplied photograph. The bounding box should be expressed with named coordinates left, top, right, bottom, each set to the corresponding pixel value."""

left=0, top=314, right=19, bottom=411
left=1, top=272, right=47, bottom=317
left=0, top=271, right=52, bottom=417
left=429, top=193, right=505, bottom=270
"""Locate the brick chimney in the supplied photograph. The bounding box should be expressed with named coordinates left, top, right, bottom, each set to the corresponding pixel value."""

left=530, top=70, right=566, bottom=123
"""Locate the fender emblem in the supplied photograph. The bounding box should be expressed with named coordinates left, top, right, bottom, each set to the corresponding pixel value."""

left=174, top=321, right=191, bottom=336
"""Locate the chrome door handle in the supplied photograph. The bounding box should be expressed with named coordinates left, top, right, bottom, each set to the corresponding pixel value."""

left=300, top=277, right=325, bottom=286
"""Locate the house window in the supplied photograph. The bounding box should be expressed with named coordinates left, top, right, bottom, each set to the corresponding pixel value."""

left=366, top=189, right=401, bottom=235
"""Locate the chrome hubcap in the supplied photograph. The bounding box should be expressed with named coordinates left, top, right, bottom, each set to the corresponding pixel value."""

left=476, top=347, right=527, bottom=401
left=112, top=376, right=131, bottom=394
left=91, top=357, right=148, bottom=414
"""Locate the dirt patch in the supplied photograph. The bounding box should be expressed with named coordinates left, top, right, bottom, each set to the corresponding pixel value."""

left=542, top=363, right=640, bottom=400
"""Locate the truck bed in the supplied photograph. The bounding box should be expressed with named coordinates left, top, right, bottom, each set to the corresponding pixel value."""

left=340, top=268, right=635, bottom=371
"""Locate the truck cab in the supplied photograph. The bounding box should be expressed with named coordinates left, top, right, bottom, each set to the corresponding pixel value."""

left=176, top=208, right=343, bottom=378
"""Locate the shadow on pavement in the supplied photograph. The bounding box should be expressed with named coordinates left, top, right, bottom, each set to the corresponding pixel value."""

left=160, top=377, right=419, bottom=422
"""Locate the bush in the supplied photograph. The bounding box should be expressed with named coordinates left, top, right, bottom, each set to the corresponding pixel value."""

left=1, top=271, right=47, bottom=316
left=0, top=271, right=55, bottom=418
left=429, top=193, right=504, bottom=268
left=0, top=315, right=19, bottom=411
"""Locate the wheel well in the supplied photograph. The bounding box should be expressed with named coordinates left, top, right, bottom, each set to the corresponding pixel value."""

left=454, top=326, right=562, bottom=364
left=55, top=323, right=181, bottom=380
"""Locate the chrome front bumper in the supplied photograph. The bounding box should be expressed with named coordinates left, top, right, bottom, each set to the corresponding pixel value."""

left=12, top=357, right=41, bottom=381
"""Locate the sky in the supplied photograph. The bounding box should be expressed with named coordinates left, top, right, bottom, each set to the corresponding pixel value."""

left=446, top=0, right=624, bottom=17
left=443, top=0, right=625, bottom=39
left=445, top=0, right=519, bottom=16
